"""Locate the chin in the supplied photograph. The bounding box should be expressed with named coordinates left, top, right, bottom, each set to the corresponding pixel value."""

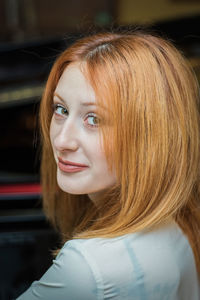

left=58, top=184, right=86, bottom=195
left=57, top=181, right=104, bottom=198
left=57, top=178, right=92, bottom=195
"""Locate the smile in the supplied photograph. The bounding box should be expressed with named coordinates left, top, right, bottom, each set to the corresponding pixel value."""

left=58, top=158, right=88, bottom=173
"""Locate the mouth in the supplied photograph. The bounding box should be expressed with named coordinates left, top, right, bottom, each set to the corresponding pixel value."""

left=57, top=157, right=88, bottom=173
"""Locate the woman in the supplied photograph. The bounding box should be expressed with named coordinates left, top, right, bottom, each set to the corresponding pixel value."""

left=17, top=30, right=200, bottom=299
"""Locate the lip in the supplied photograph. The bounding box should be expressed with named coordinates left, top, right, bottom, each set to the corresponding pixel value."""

left=58, top=157, right=88, bottom=173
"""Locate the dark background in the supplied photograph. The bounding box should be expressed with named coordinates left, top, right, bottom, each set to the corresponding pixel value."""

left=0, top=0, right=200, bottom=299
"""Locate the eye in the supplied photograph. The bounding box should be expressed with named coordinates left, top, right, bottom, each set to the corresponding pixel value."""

left=85, top=114, right=100, bottom=127
left=53, top=104, right=68, bottom=117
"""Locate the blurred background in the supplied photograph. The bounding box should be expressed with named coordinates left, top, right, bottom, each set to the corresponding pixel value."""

left=0, top=0, right=200, bottom=299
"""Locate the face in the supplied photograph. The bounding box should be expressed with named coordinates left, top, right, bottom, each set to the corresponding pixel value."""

left=50, top=63, right=116, bottom=202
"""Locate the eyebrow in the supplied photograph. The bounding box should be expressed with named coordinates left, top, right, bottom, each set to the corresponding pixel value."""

left=53, top=92, right=96, bottom=107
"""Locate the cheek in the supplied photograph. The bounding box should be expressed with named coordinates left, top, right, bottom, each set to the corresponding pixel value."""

left=96, top=142, right=116, bottom=182
left=95, top=136, right=114, bottom=171
left=96, top=151, right=117, bottom=186
left=93, top=144, right=112, bottom=174
left=91, top=137, right=106, bottom=160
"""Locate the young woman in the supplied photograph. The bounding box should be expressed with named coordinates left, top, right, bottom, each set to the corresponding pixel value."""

left=17, top=30, right=200, bottom=299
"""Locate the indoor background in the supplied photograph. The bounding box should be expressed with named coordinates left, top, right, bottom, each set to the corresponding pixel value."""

left=0, top=0, right=200, bottom=299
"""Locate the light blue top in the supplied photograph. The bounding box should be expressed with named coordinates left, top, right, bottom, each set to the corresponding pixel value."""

left=17, top=220, right=199, bottom=300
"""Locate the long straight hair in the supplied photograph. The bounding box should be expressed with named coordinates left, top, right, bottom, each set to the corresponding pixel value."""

left=40, top=30, right=200, bottom=274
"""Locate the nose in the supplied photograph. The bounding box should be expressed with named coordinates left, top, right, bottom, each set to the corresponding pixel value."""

left=53, top=119, right=79, bottom=152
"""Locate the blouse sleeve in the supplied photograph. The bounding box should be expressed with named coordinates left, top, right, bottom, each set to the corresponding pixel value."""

left=16, top=241, right=99, bottom=300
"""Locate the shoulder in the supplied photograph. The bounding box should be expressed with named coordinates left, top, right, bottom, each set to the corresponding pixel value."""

left=17, top=221, right=199, bottom=300
left=68, top=220, right=189, bottom=272
left=17, top=239, right=102, bottom=300
left=67, top=220, right=199, bottom=300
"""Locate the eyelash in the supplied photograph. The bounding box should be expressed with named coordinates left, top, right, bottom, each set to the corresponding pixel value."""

left=52, top=103, right=100, bottom=128
left=53, top=104, right=68, bottom=116
left=85, top=113, right=100, bottom=128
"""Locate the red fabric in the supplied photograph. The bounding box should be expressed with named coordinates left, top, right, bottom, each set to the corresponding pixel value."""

left=0, top=183, right=41, bottom=194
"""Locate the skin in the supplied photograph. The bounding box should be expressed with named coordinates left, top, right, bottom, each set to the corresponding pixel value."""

left=50, top=63, right=116, bottom=203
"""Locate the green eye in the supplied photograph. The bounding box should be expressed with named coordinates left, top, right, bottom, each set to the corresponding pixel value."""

left=85, top=114, right=100, bottom=127
left=53, top=104, right=68, bottom=116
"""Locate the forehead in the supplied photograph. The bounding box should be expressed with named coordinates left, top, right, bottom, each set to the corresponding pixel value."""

left=55, top=63, right=96, bottom=103
left=54, top=63, right=112, bottom=116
